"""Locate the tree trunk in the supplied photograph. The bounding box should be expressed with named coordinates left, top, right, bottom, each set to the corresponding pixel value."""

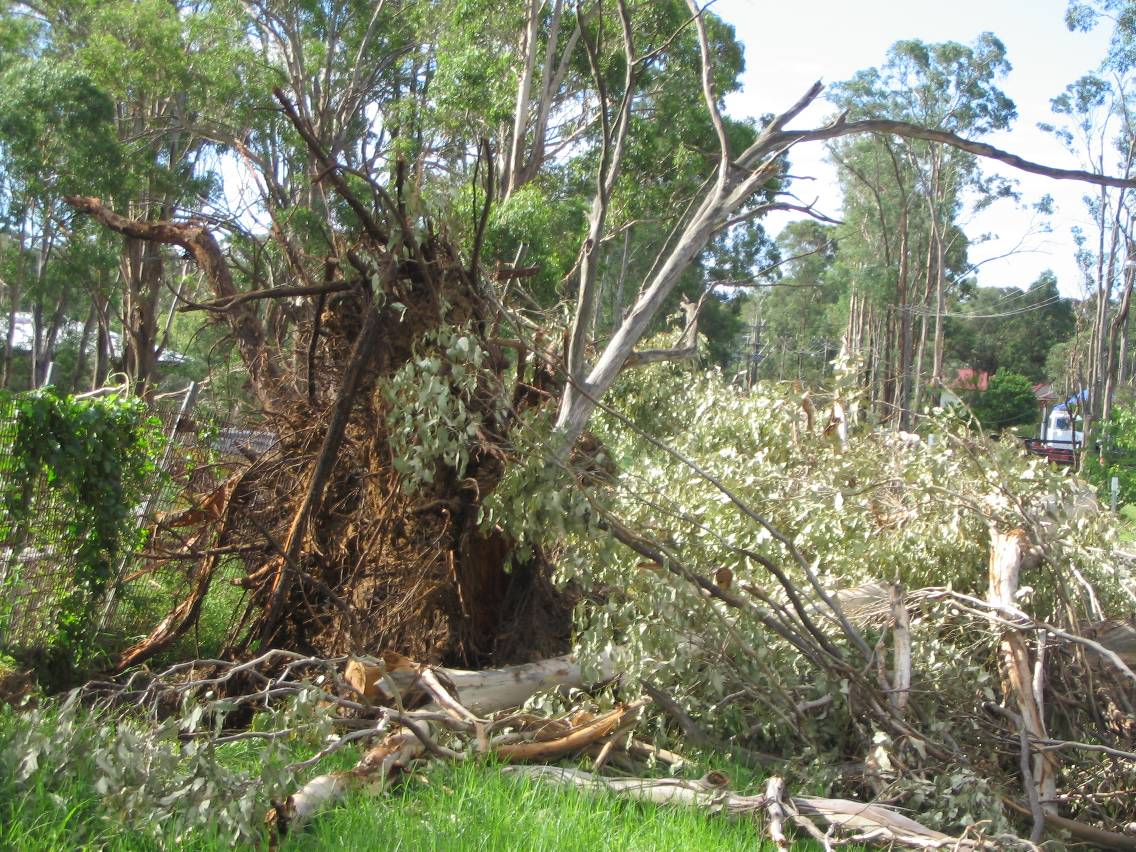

left=895, top=207, right=912, bottom=429
left=2, top=276, right=20, bottom=390
left=987, top=529, right=1059, bottom=840
left=1104, top=236, right=1136, bottom=422
left=70, top=302, right=97, bottom=392
left=504, top=0, right=541, bottom=200
left=120, top=233, right=163, bottom=398
left=92, top=281, right=112, bottom=390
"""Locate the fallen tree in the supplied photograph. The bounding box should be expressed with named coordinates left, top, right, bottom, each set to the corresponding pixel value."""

left=45, top=3, right=1136, bottom=846
left=64, top=0, right=1136, bottom=674
left=63, top=648, right=1028, bottom=849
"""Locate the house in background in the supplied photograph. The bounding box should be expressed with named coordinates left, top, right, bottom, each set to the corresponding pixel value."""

left=2, top=311, right=186, bottom=389
left=939, top=368, right=990, bottom=408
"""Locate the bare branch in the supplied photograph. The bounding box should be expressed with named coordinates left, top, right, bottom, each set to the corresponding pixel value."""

left=64, top=196, right=285, bottom=408
left=787, top=115, right=1136, bottom=190
left=685, top=0, right=730, bottom=190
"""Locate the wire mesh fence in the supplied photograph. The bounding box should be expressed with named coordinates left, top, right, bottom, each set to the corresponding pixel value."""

left=0, top=386, right=274, bottom=655
left=0, top=398, right=85, bottom=650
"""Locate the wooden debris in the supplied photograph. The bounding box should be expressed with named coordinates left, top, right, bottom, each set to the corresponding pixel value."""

left=344, top=652, right=612, bottom=716
left=266, top=728, right=425, bottom=836
left=504, top=766, right=972, bottom=849
left=494, top=700, right=647, bottom=762
left=987, top=528, right=1058, bottom=840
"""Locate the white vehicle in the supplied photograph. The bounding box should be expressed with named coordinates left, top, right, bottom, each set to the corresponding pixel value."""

left=1044, top=406, right=1083, bottom=449
left=1024, top=403, right=1083, bottom=464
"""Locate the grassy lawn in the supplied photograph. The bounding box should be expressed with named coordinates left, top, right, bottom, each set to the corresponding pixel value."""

left=0, top=704, right=787, bottom=851
left=284, top=758, right=777, bottom=852
left=1118, top=504, right=1136, bottom=542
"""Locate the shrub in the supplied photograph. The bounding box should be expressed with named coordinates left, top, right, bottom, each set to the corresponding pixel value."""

left=1084, top=400, right=1136, bottom=508
left=968, top=369, right=1037, bottom=431
left=0, top=390, right=160, bottom=657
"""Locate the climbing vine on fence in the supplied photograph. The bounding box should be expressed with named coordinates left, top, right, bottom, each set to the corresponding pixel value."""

left=0, top=390, right=160, bottom=652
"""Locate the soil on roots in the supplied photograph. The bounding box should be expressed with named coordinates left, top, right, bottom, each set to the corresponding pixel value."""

left=180, top=235, right=572, bottom=668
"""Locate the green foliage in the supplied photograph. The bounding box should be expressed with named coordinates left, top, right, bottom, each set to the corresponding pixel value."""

left=749, top=220, right=840, bottom=383
left=0, top=390, right=159, bottom=652
left=831, top=33, right=1016, bottom=133
left=1084, top=399, right=1136, bottom=507
left=1065, top=0, right=1136, bottom=72
left=567, top=367, right=1122, bottom=833
left=383, top=325, right=505, bottom=494
left=0, top=688, right=315, bottom=846
left=476, top=181, right=587, bottom=305
left=479, top=409, right=596, bottom=564
left=0, top=59, right=122, bottom=200
left=0, top=692, right=776, bottom=851
left=945, top=272, right=1075, bottom=381
left=967, top=369, right=1038, bottom=430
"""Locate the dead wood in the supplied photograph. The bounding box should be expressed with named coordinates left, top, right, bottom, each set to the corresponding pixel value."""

left=987, top=529, right=1058, bottom=839
left=267, top=727, right=425, bottom=836
left=343, top=651, right=613, bottom=716
left=253, top=269, right=387, bottom=651
left=177, top=281, right=354, bottom=313
left=493, top=700, right=647, bottom=762
left=505, top=766, right=982, bottom=849
left=113, top=471, right=249, bottom=671
left=1002, top=797, right=1136, bottom=851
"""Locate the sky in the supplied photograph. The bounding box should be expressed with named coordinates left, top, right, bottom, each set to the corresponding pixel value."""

left=713, top=0, right=1115, bottom=297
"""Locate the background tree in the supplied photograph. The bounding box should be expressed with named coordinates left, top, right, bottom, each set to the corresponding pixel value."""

left=967, top=368, right=1038, bottom=429
left=944, top=270, right=1075, bottom=380
left=827, top=35, right=1017, bottom=425
left=744, top=219, right=839, bottom=384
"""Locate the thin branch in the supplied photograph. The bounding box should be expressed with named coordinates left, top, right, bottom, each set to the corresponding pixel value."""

left=177, top=281, right=353, bottom=313
left=788, top=114, right=1136, bottom=190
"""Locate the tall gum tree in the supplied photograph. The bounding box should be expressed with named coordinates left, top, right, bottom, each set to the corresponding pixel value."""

left=552, top=9, right=1132, bottom=448
left=826, top=35, right=1017, bottom=425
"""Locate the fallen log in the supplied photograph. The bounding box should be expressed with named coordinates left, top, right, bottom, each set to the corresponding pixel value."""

left=504, top=765, right=977, bottom=849
left=266, top=727, right=425, bottom=836
left=344, top=650, right=615, bottom=716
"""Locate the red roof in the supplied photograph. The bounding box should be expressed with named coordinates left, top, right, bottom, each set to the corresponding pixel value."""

left=952, top=368, right=989, bottom=391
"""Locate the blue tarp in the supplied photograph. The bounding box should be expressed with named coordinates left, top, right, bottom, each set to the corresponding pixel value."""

left=1054, top=389, right=1089, bottom=411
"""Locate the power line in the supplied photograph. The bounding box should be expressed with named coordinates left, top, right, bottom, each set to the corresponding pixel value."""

left=902, top=294, right=1062, bottom=320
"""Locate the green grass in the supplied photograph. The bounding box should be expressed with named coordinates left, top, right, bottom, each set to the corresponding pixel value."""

left=0, top=704, right=793, bottom=851
left=281, top=758, right=778, bottom=852
left=1118, top=503, right=1136, bottom=541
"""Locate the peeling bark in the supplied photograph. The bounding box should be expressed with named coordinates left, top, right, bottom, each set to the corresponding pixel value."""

left=987, top=529, right=1059, bottom=838
left=344, top=651, right=615, bottom=717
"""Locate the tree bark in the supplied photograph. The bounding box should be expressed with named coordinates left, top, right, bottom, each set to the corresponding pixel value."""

left=504, top=0, right=542, bottom=199
left=64, top=196, right=286, bottom=408
left=987, top=529, right=1058, bottom=838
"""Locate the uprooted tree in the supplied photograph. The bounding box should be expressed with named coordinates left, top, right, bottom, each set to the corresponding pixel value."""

left=67, top=0, right=1136, bottom=668
left=44, top=1, right=1136, bottom=845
